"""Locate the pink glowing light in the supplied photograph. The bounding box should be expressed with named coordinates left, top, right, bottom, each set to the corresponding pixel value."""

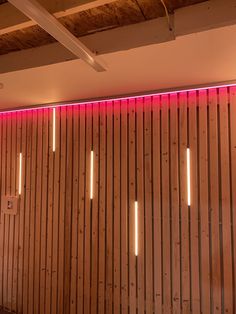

left=1, top=82, right=236, bottom=114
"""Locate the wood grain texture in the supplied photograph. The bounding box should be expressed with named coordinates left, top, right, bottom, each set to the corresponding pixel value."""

left=188, top=91, right=200, bottom=313
left=0, top=0, right=206, bottom=55
left=0, top=87, right=234, bottom=313
left=219, top=88, right=233, bottom=313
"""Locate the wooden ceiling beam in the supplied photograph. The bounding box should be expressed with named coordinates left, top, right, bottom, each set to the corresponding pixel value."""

left=0, top=0, right=117, bottom=35
left=7, top=0, right=107, bottom=71
left=1, top=0, right=236, bottom=74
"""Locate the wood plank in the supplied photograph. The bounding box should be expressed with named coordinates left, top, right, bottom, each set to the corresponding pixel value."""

left=33, top=109, right=43, bottom=314
left=0, top=115, right=3, bottom=307
left=128, top=98, right=136, bottom=314
left=28, top=110, right=37, bottom=314
left=0, top=114, right=6, bottom=309
left=208, top=88, right=222, bottom=313
left=120, top=99, right=128, bottom=314
left=39, top=109, right=49, bottom=314
left=113, top=100, right=121, bottom=314
left=51, top=107, right=60, bottom=314
left=8, top=113, right=16, bottom=312
left=161, top=95, right=171, bottom=313
left=188, top=91, right=200, bottom=313
left=77, top=105, right=86, bottom=314
left=70, top=106, right=79, bottom=314
left=106, top=101, right=114, bottom=314
left=0, top=0, right=118, bottom=35
left=144, top=96, right=154, bottom=313
left=98, top=102, right=106, bottom=314
left=64, top=106, right=73, bottom=313
left=91, top=102, right=99, bottom=313
left=136, top=97, right=145, bottom=314
left=17, top=112, right=27, bottom=313
left=229, top=86, right=236, bottom=310
left=170, top=93, right=181, bottom=314
left=22, top=111, right=33, bottom=314
left=4, top=114, right=11, bottom=310
left=219, top=87, right=233, bottom=313
left=12, top=112, right=22, bottom=312
left=57, top=107, right=66, bottom=314
left=45, top=108, right=55, bottom=314
left=179, top=92, right=191, bottom=313
left=152, top=96, right=162, bottom=313
left=84, top=104, right=92, bottom=314
left=198, top=90, right=210, bottom=313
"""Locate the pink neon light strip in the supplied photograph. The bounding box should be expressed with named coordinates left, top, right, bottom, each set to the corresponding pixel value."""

left=1, top=82, right=236, bottom=114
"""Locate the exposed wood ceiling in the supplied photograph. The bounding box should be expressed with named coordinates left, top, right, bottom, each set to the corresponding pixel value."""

left=0, top=0, right=206, bottom=55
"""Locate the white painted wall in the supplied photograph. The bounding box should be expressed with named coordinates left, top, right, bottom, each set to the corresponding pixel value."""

left=0, top=23, right=236, bottom=109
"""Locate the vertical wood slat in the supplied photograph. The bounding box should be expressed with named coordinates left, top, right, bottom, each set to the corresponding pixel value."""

left=91, top=103, right=99, bottom=314
left=161, top=95, right=171, bottom=314
left=64, top=107, right=73, bottom=314
left=198, top=90, right=211, bottom=314
left=4, top=114, right=11, bottom=310
left=0, top=115, right=3, bottom=307
left=188, top=91, right=200, bottom=314
left=12, top=112, right=21, bottom=312
left=128, top=98, right=136, bottom=314
left=57, top=107, right=66, bottom=314
left=106, top=101, right=114, bottom=314
left=170, top=93, right=181, bottom=314
left=0, top=86, right=235, bottom=314
left=77, top=105, right=86, bottom=314
left=39, top=110, right=49, bottom=314
left=8, top=113, right=16, bottom=312
left=113, top=100, right=121, bottom=314
left=179, top=92, right=191, bottom=313
left=137, top=97, right=145, bottom=314
left=70, top=106, right=79, bottom=314
left=84, top=104, right=92, bottom=314
left=52, top=107, right=60, bottom=314
left=98, top=102, right=106, bottom=314
left=120, top=99, right=128, bottom=314
left=208, top=89, right=222, bottom=313
left=219, top=88, right=233, bottom=313
left=51, top=108, right=60, bottom=314
left=28, top=110, right=37, bottom=314
left=45, top=107, right=54, bottom=314
left=23, top=111, right=33, bottom=314
left=229, top=86, right=236, bottom=312
left=17, top=112, right=27, bottom=313
left=144, top=97, right=154, bottom=313
left=152, top=96, right=162, bottom=313
left=1, top=115, right=6, bottom=308
left=34, top=110, right=43, bottom=314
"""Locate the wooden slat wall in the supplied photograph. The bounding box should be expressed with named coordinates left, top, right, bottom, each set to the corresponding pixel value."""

left=0, top=86, right=235, bottom=314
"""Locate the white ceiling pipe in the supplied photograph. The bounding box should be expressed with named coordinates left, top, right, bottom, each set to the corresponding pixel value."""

left=8, top=0, right=106, bottom=72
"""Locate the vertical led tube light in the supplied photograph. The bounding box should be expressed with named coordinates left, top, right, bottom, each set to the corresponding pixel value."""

left=53, top=108, right=56, bottom=152
left=135, top=201, right=138, bottom=256
left=19, top=152, right=22, bottom=195
left=187, top=148, right=191, bottom=206
left=90, top=150, right=94, bottom=200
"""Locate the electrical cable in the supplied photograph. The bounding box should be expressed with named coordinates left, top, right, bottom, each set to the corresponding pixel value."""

left=160, top=0, right=172, bottom=31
